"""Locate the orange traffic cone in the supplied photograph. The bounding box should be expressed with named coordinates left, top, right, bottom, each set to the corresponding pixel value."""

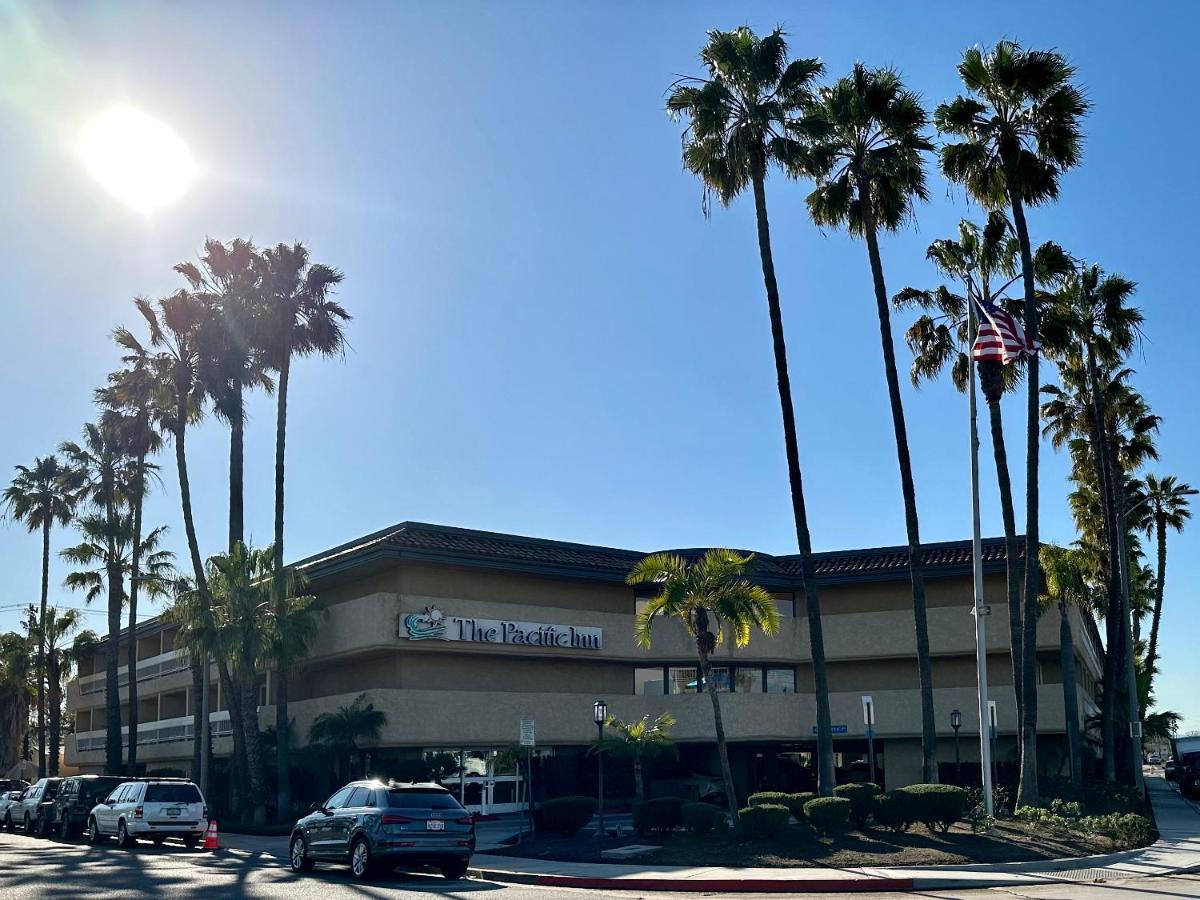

left=203, top=820, right=219, bottom=851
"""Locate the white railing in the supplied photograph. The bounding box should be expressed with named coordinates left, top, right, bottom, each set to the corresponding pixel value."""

left=73, top=711, right=232, bottom=752
left=77, top=649, right=191, bottom=696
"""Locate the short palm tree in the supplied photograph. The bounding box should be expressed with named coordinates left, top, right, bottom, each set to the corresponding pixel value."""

left=0, top=628, right=35, bottom=775
left=936, top=41, right=1088, bottom=806
left=309, top=693, right=387, bottom=783
left=259, top=241, right=347, bottom=817
left=666, top=25, right=836, bottom=796
left=2, top=455, right=78, bottom=777
left=37, top=608, right=93, bottom=776
left=594, top=713, right=677, bottom=801
left=800, top=62, right=938, bottom=781
left=628, top=549, right=779, bottom=815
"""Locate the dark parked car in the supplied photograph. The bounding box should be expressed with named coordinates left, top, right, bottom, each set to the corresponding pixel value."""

left=50, top=775, right=126, bottom=839
left=1180, top=757, right=1200, bottom=800
left=289, top=781, right=475, bottom=881
left=6, top=778, right=62, bottom=835
left=1165, top=758, right=1180, bottom=782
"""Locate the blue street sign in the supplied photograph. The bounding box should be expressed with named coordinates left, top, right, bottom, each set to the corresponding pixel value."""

left=812, top=724, right=849, bottom=734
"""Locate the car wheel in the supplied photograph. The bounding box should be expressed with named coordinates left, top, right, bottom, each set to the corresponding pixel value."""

left=289, top=834, right=314, bottom=873
left=440, top=858, right=469, bottom=880
left=58, top=817, right=72, bottom=840
left=2, top=815, right=11, bottom=833
left=22, top=815, right=32, bottom=834
left=89, top=818, right=106, bottom=844
left=117, top=820, right=134, bottom=848
left=36, top=815, right=49, bottom=838
left=348, top=837, right=373, bottom=881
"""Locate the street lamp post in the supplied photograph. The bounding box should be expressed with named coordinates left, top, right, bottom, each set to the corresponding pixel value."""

left=950, top=709, right=962, bottom=785
left=593, top=699, right=607, bottom=839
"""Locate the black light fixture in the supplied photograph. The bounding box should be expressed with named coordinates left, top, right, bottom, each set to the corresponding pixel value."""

left=950, top=708, right=962, bottom=730
left=593, top=699, right=608, bottom=838
left=593, top=699, right=608, bottom=726
left=950, top=708, right=963, bottom=784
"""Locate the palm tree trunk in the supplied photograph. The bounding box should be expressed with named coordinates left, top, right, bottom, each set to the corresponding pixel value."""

left=241, top=671, right=268, bottom=823
left=1142, top=517, right=1167, bottom=720
left=1007, top=186, right=1040, bottom=807
left=105, top=560, right=123, bottom=775
left=979, top=369, right=1025, bottom=732
left=697, top=643, right=738, bottom=819
left=229, top=380, right=244, bottom=551
left=274, top=351, right=292, bottom=819
left=48, top=653, right=61, bottom=777
left=1105, top=436, right=1141, bottom=786
left=127, top=455, right=145, bottom=775
left=220, top=664, right=248, bottom=821
left=634, top=757, right=645, bottom=801
left=38, top=519, right=49, bottom=779
left=191, top=657, right=203, bottom=780
left=1058, top=603, right=1082, bottom=786
left=860, top=179, right=936, bottom=782
left=749, top=160, right=836, bottom=796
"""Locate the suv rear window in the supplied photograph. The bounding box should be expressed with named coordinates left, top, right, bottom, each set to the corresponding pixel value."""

left=81, top=779, right=124, bottom=801
left=385, top=790, right=462, bottom=810
left=145, top=784, right=202, bottom=803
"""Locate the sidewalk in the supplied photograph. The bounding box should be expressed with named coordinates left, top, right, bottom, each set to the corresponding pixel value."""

left=469, top=774, right=1200, bottom=893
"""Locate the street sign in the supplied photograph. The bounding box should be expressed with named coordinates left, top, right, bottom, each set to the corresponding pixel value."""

left=812, top=724, right=849, bottom=735
left=520, top=719, right=536, bottom=747
left=861, top=695, right=875, bottom=726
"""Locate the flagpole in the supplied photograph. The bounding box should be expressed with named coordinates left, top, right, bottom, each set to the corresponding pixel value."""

left=968, top=288, right=995, bottom=818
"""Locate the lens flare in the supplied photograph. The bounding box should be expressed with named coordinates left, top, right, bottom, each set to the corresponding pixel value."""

left=79, top=105, right=196, bottom=213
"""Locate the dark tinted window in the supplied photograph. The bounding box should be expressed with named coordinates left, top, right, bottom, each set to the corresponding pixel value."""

left=346, top=787, right=369, bottom=808
left=385, top=790, right=463, bottom=810
left=43, top=782, right=61, bottom=799
left=145, top=784, right=202, bottom=803
left=81, top=779, right=124, bottom=802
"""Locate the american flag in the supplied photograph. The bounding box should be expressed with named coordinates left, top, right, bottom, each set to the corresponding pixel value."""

left=972, top=296, right=1035, bottom=365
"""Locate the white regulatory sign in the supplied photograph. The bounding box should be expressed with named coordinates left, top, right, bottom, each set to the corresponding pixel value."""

left=520, top=719, right=535, bottom=747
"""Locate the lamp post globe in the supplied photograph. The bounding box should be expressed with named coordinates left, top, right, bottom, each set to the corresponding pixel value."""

left=594, top=699, right=608, bottom=725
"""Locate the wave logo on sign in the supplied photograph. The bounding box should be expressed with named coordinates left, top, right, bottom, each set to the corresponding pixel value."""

left=403, top=605, right=447, bottom=640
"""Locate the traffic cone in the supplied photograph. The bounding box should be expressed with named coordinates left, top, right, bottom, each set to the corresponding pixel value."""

left=203, top=820, right=219, bottom=851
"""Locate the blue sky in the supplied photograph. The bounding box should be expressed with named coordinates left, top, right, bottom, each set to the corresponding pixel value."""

left=1, top=1, right=1196, bottom=730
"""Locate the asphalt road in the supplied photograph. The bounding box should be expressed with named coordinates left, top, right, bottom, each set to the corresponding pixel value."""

left=2, top=829, right=1199, bottom=899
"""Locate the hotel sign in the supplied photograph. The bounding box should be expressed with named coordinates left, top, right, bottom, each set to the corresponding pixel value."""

left=401, top=605, right=603, bottom=650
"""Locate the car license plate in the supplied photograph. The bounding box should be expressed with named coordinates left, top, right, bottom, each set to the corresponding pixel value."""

left=426, top=819, right=444, bottom=831
left=167, top=808, right=180, bottom=817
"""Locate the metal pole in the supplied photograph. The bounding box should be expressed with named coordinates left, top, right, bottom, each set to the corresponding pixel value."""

left=199, top=657, right=210, bottom=797
left=459, top=748, right=466, bottom=805
left=867, top=728, right=876, bottom=785
left=526, top=748, right=533, bottom=841
left=968, top=292, right=995, bottom=818
left=954, top=726, right=961, bottom=785
left=596, top=721, right=606, bottom=839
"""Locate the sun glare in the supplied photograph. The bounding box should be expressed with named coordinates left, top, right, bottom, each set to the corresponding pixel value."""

left=79, top=105, right=196, bottom=213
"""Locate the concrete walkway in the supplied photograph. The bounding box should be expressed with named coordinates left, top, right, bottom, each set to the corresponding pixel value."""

left=469, top=773, right=1200, bottom=893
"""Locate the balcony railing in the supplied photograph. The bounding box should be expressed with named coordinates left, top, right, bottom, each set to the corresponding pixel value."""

left=77, top=648, right=192, bottom=696
left=73, top=711, right=233, bottom=752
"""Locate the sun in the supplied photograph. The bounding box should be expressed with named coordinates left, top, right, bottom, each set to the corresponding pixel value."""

left=79, top=105, right=196, bottom=213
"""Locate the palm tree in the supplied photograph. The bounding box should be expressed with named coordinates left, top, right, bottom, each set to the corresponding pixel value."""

left=0, top=629, right=34, bottom=776
left=98, top=356, right=164, bottom=775
left=895, top=215, right=1071, bottom=736
left=936, top=41, right=1089, bottom=806
left=3, top=456, right=78, bottom=778
left=594, top=713, right=677, bottom=801
left=309, top=693, right=387, bottom=783
left=1038, top=545, right=1092, bottom=786
left=37, top=608, right=92, bottom=776
left=666, top=26, right=836, bottom=796
left=628, top=549, right=780, bottom=816
left=259, top=241, right=347, bottom=817
left=1132, top=474, right=1193, bottom=714
left=800, top=63, right=938, bottom=781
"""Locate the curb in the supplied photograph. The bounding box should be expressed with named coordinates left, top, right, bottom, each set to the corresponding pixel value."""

left=469, top=868, right=915, bottom=893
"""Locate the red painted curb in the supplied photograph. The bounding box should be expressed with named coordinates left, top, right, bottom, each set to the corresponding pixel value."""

left=474, top=870, right=915, bottom=893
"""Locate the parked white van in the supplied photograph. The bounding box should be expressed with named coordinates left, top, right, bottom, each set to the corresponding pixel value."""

left=87, top=780, right=208, bottom=848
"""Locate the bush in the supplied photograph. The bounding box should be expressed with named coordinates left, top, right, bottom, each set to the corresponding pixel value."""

left=738, top=803, right=790, bottom=840
left=833, top=783, right=880, bottom=828
left=1078, top=813, right=1154, bottom=849
left=804, top=797, right=851, bottom=835
left=749, top=791, right=812, bottom=821
left=682, top=801, right=724, bottom=836
left=873, top=791, right=913, bottom=833
left=539, top=796, right=597, bottom=836
left=633, top=797, right=684, bottom=835
left=903, top=784, right=968, bottom=833
left=786, top=792, right=816, bottom=821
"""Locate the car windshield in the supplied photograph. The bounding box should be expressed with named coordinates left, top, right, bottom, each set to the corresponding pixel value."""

left=386, top=790, right=463, bottom=810
left=145, top=784, right=202, bottom=803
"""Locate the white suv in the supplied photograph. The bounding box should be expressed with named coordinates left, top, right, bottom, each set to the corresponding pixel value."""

left=88, top=780, right=208, bottom=848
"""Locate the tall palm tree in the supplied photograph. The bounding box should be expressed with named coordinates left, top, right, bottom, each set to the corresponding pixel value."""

left=936, top=41, right=1089, bottom=806
left=259, top=241, right=347, bottom=817
left=895, top=215, right=1071, bottom=735
left=628, top=549, right=780, bottom=816
left=37, top=608, right=93, bottom=776
left=309, top=693, right=387, bottom=783
left=3, top=455, right=78, bottom=778
left=666, top=26, right=836, bottom=796
left=801, top=63, right=938, bottom=781
left=98, top=357, right=163, bottom=774
left=1132, top=474, right=1193, bottom=714
left=594, top=713, right=677, bottom=801
left=1038, top=545, right=1092, bottom=786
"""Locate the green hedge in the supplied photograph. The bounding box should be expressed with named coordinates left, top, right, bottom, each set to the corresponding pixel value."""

left=873, top=791, right=911, bottom=832
left=681, top=801, right=724, bottom=836
left=738, top=803, right=790, bottom=839
left=904, top=784, right=968, bottom=833
left=540, top=796, right=597, bottom=836
left=633, top=797, right=684, bottom=835
left=833, top=783, right=880, bottom=828
left=803, top=796, right=851, bottom=835
left=748, top=791, right=813, bottom=821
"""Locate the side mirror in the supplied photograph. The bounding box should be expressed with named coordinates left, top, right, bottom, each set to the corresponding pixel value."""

left=103, top=797, right=116, bottom=805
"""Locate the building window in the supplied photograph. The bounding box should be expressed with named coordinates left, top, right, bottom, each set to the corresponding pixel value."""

left=702, top=668, right=731, bottom=693
left=734, top=667, right=763, bottom=693
left=771, top=593, right=795, bottom=618
left=668, top=667, right=700, bottom=694
left=634, top=667, right=666, bottom=696
left=766, top=668, right=796, bottom=694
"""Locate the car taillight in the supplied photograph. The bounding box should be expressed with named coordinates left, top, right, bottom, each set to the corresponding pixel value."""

left=456, top=816, right=474, bottom=825
left=134, top=806, right=144, bottom=820
left=381, top=814, right=414, bottom=825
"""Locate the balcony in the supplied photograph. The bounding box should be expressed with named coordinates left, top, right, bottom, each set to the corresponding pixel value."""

left=77, top=648, right=192, bottom=697
left=73, top=710, right=232, bottom=752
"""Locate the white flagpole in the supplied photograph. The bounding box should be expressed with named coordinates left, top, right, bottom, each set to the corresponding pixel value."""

left=968, top=290, right=995, bottom=818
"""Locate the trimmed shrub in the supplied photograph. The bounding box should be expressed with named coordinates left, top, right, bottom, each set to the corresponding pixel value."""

left=633, top=797, right=684, bottom=835
left=785, top=792, right=816, bottom=821
left=748, top=791, right=790, bottom=808
left=804, top=796, right=852, bottom=835
left=539, top=796, right=597, bottom=836
left=903, top=784, right=969, bottom=833
left=873, top=791, right=913, bottom=833
left=681, top=801, right=724, bottom=836
left=833, top=783, right=880, bottom=828
left=748, top=791, right=813, bottom=821
left=738, top=803, right=790, bottom=840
